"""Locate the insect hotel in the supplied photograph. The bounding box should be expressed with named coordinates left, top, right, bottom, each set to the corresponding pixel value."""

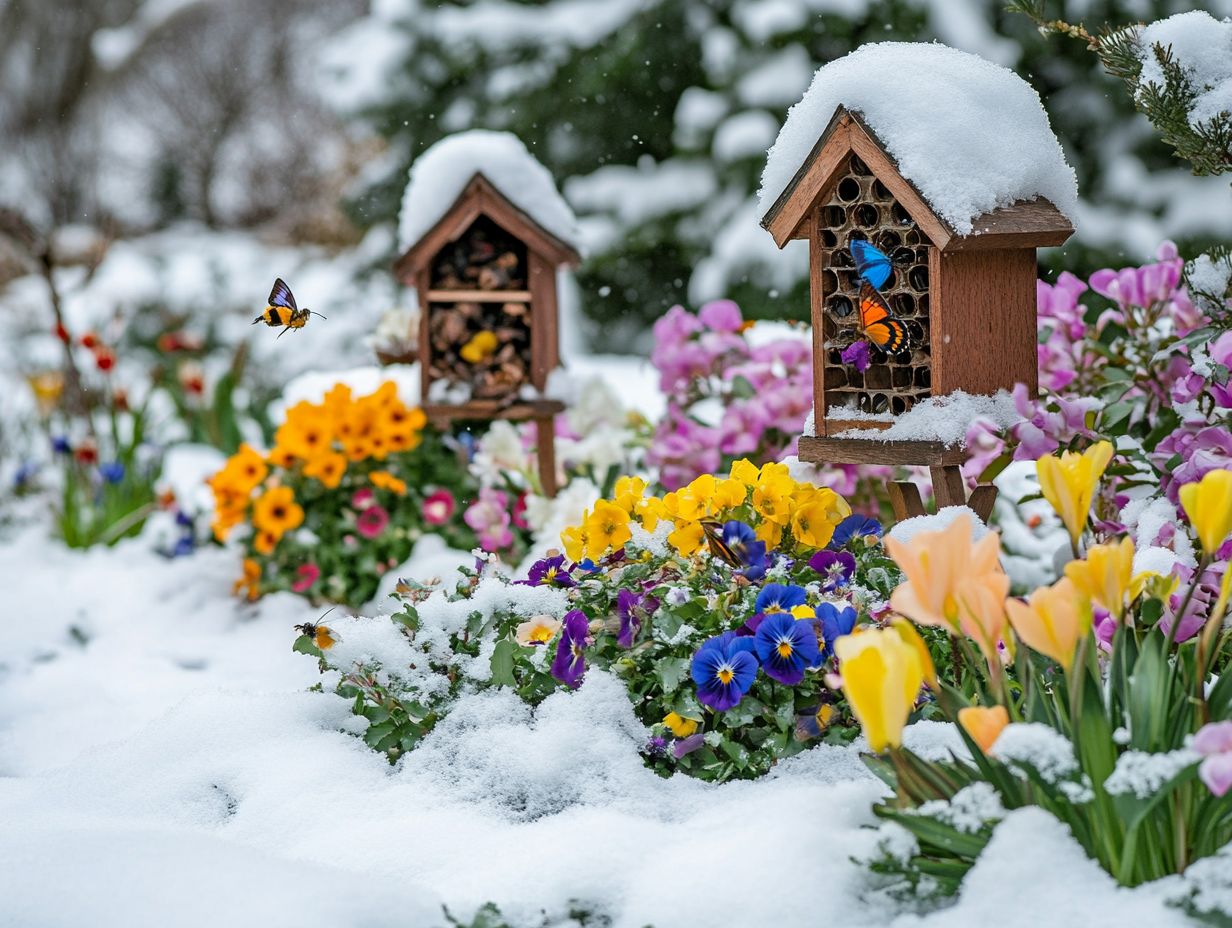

left=394, top=131, right=582, bottom=495
left=759, top=44, right=1077, bottom=520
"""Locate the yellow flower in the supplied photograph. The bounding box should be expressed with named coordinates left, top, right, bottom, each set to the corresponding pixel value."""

left=958, top=705, right=1009, bottom=754
left=460, top=330, right=499, bottom=363
left=755, top=518, right=784, bottom=550
left=790, top=487, right=851, bottom=549
left=729, top=459, right=760, bottom=487
left=303, top=451, right=347, bottom=489
left=662, top=712, right=699, bottom=738
left=515, top=615, right=562, bottom=646
left=233, top=558, right=261, bottom=601
left=713, top=478, right=747, bottom=511
left=27, top=370, right=64, bottom=416
left=676, top=475, right=718, bottom=521
left=267, top=446, right=297, bottom=469
left=252, top=486, right=304, bottom=539
left=636, top=496, right=666, bottom=532
left=1004, top=576, right=1088, bottom=671
left=889, top=617, right=938, bottom=692
left=1064, top=537, right=1134, bottom=622
left=1179, top=469, right=1232, bottom=556
left=211, top=443, right=269, bottom=495
left=835, top=627, right=927, bottom=753
left=369, top=470, right=408, bottom=496
left=585, top=500, right=632, bottom=559
left=561, top=517, right=589, bottom=564
left=1036, top=441, right=1113, bottom=548
left=751, top=465, right=796, bottom=526
left=254, top=529, right=279, bottom=555
left=667, top=520, right=705, bottom=557
left=884, top=515, right=1009, bottom=663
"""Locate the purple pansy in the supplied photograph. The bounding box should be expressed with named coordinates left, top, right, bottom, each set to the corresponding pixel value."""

left=809, top=550, right=856, bottom=592
left=841, top=341, right=871, bottom=373
left=521, top=554, right=575, bottom=588
left=550, top=609, right=590, bottom=689
left=691, top=632, right=758, bottom=711
left=616, top=588, right=659, bottom=648
left=753, top=611, right=822, bottom=685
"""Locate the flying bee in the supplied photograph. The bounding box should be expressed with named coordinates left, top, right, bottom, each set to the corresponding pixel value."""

left=253, top=278, right=326, bottom=338
left=295, top=609, right=340, bottom=651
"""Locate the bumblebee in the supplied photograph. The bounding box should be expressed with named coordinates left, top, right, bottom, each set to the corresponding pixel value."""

left=253, top=278, right=325, bottom=338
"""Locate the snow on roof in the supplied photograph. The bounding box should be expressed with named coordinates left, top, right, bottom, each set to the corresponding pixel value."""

left=1138, top=11, right=1232, bottom=128
left=397, top=130, right=581, bottom=254
left=758, top=42, right=1079, bottom=236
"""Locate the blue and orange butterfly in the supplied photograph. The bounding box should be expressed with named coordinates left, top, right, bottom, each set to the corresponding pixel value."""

left=847, top=240, right=911, bottom=354
left=850, top=239, right=894, bottom=290
left=253, top=278, right=326, bottom=338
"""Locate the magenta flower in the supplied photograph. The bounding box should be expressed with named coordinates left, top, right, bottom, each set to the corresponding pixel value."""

left=1194, top=721, right=1232, bottom=797
left=698, top=299, right=743, bottom=333
left=351, top=487, right=375, bottom=510
left=464, top=487, right=514, bottom=550
left=291, top=563, right=320, bottom=593
left=356, top=504, right=389, bottom=539
left=422, top=489, right=456, bottom=526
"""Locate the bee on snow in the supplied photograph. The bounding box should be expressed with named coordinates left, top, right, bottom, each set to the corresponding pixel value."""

left=253, top=278, right=325, bottom=337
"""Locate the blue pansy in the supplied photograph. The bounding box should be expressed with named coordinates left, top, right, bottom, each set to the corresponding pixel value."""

left=691, top=632, right=758, bottom=711
left=100, top=461, right=125, bottom=484
left=816, top=602, right=858, bottom=661
left=753, top=611, right=822, bottom=685
left=51, top=436, right=71, bottom=455
left=831, top=514, right=882, bottom=548
left=754, top=583, right=808, bottom=614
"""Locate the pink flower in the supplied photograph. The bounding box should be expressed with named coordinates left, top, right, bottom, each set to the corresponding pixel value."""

left=698, top=299, right=743, bottom=333
left=962, top=417, right=1006, bottom=485
left=351, top=488, right=375, bottom=510
left=356, top=504, right=389, bottom=539
left=464, top=488, right=514, bottom=551
left=1194, top=721, right=1232, bottom=797
left=422, top=489, right=456, bottom=526
left=291, top=563, right=320, bottom=593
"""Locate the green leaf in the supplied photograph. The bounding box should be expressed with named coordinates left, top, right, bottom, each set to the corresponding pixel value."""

left=655, top=657, right=691, bottom=694
left=292, top=635, right=321, bottom=657
left=490, top=639, right=517, bottom=688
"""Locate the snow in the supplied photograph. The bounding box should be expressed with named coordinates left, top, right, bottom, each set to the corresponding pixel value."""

left=758, top=42, right=1079, bottom=236
left=1138, top=12, right=1232, bottom=129
left=887, top=506, right=989, bottom=545
left=992, top=723, right=1079, bottom=783
left=832, top=390, right=1021, bottom=446
left=397, top=130, right=581, bottom=255
left=1104, top=748, right=1200, bottom=800
left=915, top=782, right=1006, bottom=834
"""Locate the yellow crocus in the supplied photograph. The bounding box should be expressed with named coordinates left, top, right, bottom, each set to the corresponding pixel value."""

left=1004, top=576, right=1089, bottom=670
left=1179, top=469, right=1232, bottom=556
left=958, top=705, right=1009, bottom=754
left=835, top=627, right=926, bottom=753
left=1036, top=441, right=1113, bottom=548
left=889, top=617, right=938, bottom=692
left=1064, top=536, right=1134, bottom=622
left=662, top=712, right=699, bottom=738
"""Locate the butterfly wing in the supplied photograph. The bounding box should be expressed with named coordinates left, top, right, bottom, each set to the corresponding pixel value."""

left=850, top=240, right=893, bottom=290
left=858, top=282, right=911, bottom=353
left=268, top=278, right=297, bottom=312
left=701, top=520, right=739, bottom=568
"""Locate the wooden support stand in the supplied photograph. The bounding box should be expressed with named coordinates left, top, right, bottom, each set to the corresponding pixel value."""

left=423, top=398, right=564, bottom=497
left=797, top=434, right=997, bottom=523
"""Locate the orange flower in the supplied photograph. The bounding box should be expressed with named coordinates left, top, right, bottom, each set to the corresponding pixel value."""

left=275, top=403, right=334, bottom=461
left=254, top=529, right=279, bottom=555
left=303, top=451, right=347, bottom=489
left=1005, top=576, right=1088, bottom=671
left=211, top=443, right=268, bottom=494
left=884, top=515, right=1009, bottom=663
left=233, top=558, right=261, bottom=601
left=252, top=486, right=304, bottom=538
left=369, top=470, right=408, bottom=495
left=958, top=705, right=1009, bottom=754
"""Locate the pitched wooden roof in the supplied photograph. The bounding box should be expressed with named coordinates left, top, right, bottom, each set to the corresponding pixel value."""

left=759, top=106, right=1074, bottom=253
left=394, top=173, right=581, bottom=283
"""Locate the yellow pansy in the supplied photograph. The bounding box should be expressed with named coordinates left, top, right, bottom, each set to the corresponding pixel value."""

left=667, top=520, right=705, bottom=557
left=713, top=478, right=747, bottom=510
left=1036, top=441, right=1113, bottom=548
left=663, top=712, right=699, bottom=738
left=755, top=518, right=784, bottom=550
left=561, top=516, right=589, bottom=564
left=1179, top=469, right=1232, bottom=556
left=515, top=615, right=562, bottom=646
left=835, top=627, right=927, bottom=753
left=791, top=487, right=851, bottom=549
left=729, top=458, right=761, bottom=487
left=585, top=500, right=632, bottom=559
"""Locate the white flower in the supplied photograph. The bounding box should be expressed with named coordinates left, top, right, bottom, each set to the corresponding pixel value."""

left=471, top=420, right=530, bottom=483
left=566, top=377, right=626, bottom=434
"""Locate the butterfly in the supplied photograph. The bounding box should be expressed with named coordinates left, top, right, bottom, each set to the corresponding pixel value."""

left=858, top=282, right=911, bottom=354
left=701, top=520, right=740, bottom=569
left=849, top=239, right=895, bottom=289
left=253, top=278, right=326, bottom=338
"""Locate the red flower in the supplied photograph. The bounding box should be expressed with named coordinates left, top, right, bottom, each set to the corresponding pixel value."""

left=54, top=322, right=71, bottom=344
left=512, top=491, right=529, bottom=530
left=112, top=387, right=130, bottom=411
left=291, top=563, right=321, bottom=593
left=93, top=346, right=116, bottom=372
left=80, top=331, right=99, bottom=350
left=421, top=489, right=456, bottom=526
left=356, top=504, right=389, bottom=539
left=74, top=439, right=98, bottom=465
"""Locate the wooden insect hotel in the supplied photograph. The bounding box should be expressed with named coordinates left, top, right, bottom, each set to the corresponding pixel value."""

left=760, top=74, right=1076, bottom=519
left=394, top=132, right=582, bottom=495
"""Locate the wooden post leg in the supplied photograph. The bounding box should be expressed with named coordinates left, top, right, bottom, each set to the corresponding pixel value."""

left=967, top=484, right=998, bottom=523
left=888, top=481, right=926, bottom=521
left=535, top=415, right=558, bottom=498
left=929, top=465, right=968, bottom=511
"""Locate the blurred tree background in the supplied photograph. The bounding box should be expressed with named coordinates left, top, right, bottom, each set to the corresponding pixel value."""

left=2, top=0, right=1229, bottom=346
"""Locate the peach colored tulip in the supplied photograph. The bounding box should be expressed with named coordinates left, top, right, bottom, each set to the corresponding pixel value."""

left=958, top=705, right=1009, bottom=754
left=1005, top=576, right=1089, bottom=671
